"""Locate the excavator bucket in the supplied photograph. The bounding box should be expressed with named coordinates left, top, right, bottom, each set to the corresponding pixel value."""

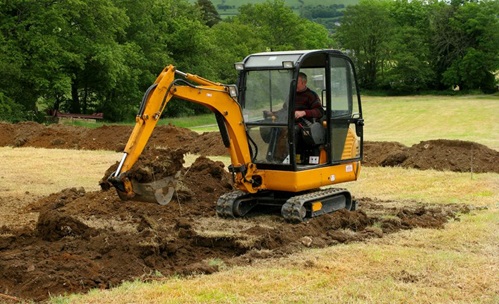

left=109, top=171, right=181, bottom=206
left=105, top=147, right=186, bottom=206
left=130, top=175, right=177, bottom=205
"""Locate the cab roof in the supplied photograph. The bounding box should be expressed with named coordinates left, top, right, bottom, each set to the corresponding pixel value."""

left=242, top=49, right=346, bottom=69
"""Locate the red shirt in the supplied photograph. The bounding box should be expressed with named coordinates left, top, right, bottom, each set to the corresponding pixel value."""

left=295, top=88, right=324, bottom=119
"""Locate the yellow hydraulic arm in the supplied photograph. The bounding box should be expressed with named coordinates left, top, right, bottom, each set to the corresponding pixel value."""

left=109, top=65, right=259, bottom=201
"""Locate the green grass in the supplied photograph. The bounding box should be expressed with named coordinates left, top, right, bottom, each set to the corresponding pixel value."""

left=157, top=113, right=217, bottom=132
left=362, top=95, right=499, bottom=150
left=344, top=166, right=499, bottom=206
left=58, top=113, right=218, bottom=131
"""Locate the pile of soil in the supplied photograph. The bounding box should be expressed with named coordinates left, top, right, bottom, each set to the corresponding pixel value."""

left=364, top=140, right=499, bottom=173
left=0, top=122, right=497, bottom=173
left=0, top=121, right=495, bottom=302
left=0, top=121, right=227, bottom=155
left=0, top=181, right=469, bottom=302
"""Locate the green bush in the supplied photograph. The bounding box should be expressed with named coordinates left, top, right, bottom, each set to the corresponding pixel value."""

left=0, top=93, right=25, bottom=123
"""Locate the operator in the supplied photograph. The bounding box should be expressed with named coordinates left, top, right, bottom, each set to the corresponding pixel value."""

left=293, top=72, right=324, bottom=120
left=263, top=72, right=325, bottom=163
left=264, top=72, right=324, bottom=121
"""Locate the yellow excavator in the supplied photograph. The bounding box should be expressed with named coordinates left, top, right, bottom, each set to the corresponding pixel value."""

left=108, top=49, right=364, bottom=222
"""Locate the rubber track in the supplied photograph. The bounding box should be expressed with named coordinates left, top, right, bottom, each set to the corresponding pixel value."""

left=281, top=188, right=349, bottom=222
left=216, top=190, right=246, bottom=217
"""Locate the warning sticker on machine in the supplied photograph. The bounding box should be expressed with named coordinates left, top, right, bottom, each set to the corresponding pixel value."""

left=309, top=156, right=319, bottom=164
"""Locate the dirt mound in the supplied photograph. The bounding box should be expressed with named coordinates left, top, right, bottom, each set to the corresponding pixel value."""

left=0, top=121, right=227, bottom=155
left=1, top=122, right=497, bottom=173
left=365, top=140, right=499, bottom=173
left=0, top=196, right=467, bottom=302
left=0, top=148, right=471, bottom=302
left=398, top=140, right=498, bottom=173
left=363, top=141, right=408, bottom=166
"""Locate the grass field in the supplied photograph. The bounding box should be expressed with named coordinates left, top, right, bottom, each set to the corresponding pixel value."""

left=362, top=95, right=499, bottom=150
left=7, top=95, right=496, bottom=303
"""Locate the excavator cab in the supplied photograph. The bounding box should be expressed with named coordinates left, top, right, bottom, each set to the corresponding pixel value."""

left=238, top=50, right=363, bottom=169
left=108, top=49, right=363, bottom=222
left=218, top=50, right=364, bottom=221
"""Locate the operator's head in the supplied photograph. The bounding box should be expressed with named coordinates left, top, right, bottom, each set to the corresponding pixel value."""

left=297, top=72, right=308, bottom=92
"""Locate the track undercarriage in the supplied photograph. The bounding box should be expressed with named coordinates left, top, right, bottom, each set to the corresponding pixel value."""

left=216, top=188, right=356, bottom=222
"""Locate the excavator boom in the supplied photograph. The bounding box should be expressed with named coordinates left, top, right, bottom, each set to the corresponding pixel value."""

left=108, top=65, right=257, bottom=205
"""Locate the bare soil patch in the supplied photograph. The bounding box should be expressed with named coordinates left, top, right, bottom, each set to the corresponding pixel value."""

left=0, top=122, right=496, bottom=302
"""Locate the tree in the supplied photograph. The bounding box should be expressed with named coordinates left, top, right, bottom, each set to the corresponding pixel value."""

left=207, top=20, right=267, bottom=83
left=108, top=0, right=176, bottom=121
left=56, top=0, right=129, bottom=114
left=196, top=0, right=221, bottom=27
left=383, top=0, right=434, bottom=92
left=434, top=1, right=499, bottom=92
left=0, top=0, right=60, bottom=114
left=0, top=0, right=131, bottom=119
left=117, top=0, right=219, bottom=118
left=0, top=92, right=24, bottom=122
left=237, top=0, right=332, bottom=51
left=334, top=0, right=394, bottom=89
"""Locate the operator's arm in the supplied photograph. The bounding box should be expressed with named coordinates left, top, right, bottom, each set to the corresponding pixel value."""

left=263, top=102, right=288, bottom=122
left=295, top=89, right=324, bottom=119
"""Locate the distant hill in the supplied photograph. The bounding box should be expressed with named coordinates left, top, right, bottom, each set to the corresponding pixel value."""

left=188, top=0, right=359, bottom=32
left=189, top=0, right=359, bottom=17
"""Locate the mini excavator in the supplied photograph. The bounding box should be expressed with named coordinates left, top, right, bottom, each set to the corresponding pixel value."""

left=108, top=50, right=364, bottom=222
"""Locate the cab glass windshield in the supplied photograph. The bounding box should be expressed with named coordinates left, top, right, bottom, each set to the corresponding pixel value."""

left=242, top=69, right=292, bottom=124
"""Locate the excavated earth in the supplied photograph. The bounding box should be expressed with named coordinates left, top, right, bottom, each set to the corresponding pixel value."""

left=0, top=122, right=497, bottom=302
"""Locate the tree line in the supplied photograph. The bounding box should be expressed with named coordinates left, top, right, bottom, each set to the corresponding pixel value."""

left=0, top=0, right=497, bottom=123
left=335, top=0, right=498, bottom=93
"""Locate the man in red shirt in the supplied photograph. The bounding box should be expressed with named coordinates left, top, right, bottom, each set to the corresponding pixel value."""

left=293, top=72, right=324, bottom=120
left=263, top=72, right=326, bottom=163
left=264, top=72, right=324, bottom=121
